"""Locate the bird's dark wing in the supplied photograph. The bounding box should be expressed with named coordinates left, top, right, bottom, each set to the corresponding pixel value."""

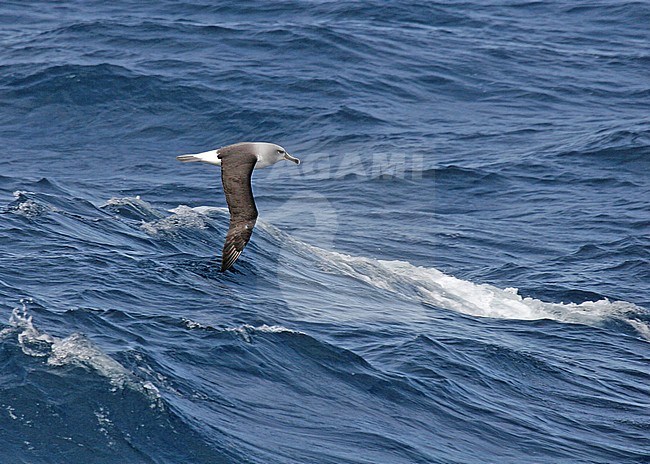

left=218, top=150, right=258, bottom=272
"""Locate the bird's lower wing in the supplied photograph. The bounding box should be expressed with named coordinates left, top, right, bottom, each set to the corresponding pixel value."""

left=219, top=151, right=259, bottom=272
left=221, top=220, right=256, bottom=272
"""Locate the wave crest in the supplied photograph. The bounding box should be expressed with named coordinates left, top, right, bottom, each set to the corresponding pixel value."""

left=5, top=300, right=160, bottom=397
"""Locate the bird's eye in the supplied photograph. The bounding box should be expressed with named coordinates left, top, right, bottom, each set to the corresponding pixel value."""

left=277, top=149, right=285, bottom=154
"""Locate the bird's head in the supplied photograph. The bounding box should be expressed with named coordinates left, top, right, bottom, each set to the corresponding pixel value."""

left=271, top=144, right=300, bottom=165
left=250, top=142, right=301, bottom=169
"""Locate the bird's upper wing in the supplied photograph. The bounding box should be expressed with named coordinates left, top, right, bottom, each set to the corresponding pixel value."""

left=218, top=150, right=258, bottom=272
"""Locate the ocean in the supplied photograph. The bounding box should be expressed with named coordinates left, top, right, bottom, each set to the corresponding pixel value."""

left=0, top=1, right=649, bottom=463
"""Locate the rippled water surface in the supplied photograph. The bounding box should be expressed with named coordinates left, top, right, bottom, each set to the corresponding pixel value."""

left=1, top=1, right=649, bottom=463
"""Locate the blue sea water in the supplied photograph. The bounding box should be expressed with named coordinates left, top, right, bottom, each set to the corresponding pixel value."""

left=1, top=1, right=649, bottom=462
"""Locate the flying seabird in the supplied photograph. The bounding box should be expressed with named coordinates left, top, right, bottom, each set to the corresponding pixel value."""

left=177, top=142, right=300, bottom=272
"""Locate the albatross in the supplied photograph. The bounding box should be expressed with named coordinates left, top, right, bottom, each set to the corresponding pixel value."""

left=177, top=142, right=300, bottom=272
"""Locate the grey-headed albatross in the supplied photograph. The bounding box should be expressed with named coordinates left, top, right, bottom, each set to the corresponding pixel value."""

left=177, top=142, right=300, bottom=272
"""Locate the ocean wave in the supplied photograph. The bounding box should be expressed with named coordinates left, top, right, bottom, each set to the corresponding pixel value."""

left=101, top=195, right=164, bottom=221
left=0, top=303, right=241, bottom=463
left=2, top=62, right=210, bottom=138
left=1, top=1, right=648, bottom=462
left=4, top=300, right=160, bottom=398
left=184, top=317, right=302, bottom=334
left=7, top=188, right=648, bottom=342
left=318, top=245, right=645, bottom=325
left=253, top=217, right=649, bottom=339
left=4, top=191, right=51, bottom=218
left=141, top=205, right=213, bottom=237
left=153, top=205, right=649, bottom=340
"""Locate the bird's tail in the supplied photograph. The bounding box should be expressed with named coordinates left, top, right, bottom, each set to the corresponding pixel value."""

left=176, top=150, right=222, bottom=166
left=176, top=154, right=202, bottom=162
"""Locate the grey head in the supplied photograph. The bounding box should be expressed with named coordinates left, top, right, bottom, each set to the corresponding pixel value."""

left=219, top=142, right=300, bottom=169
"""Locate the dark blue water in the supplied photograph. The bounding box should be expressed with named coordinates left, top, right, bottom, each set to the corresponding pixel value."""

left=1, top=1, right=649, bottom=463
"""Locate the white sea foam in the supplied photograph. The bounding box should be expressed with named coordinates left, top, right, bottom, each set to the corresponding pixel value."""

left=103, top=196, right=209, bottom=236
left=6, top=301, right=161, bottom=397
left=94, top=407, right=116, bottom=446
left=140, top=204, right=209, bottom=236
left=190, top=205, right=229, bottom=216
left=12, top=199, right=49, bottom=217
left=164, top=206, right=649, bottom=339
left=228, top=324, right=304, bottom=343
left=182, top=317, right=302, bottom=343
left=102, top=195, right=162, bottom=218
left=627, top=319, right=650, bottom=341
left=316, top=247, right=648, bottom=338
left=8, top=191, right=50, bottom=217
left=260, top=219, right=650, bottom=339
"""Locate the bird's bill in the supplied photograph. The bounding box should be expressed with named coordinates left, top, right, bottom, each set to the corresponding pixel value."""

left=284, top=153, right=301, bottom=165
